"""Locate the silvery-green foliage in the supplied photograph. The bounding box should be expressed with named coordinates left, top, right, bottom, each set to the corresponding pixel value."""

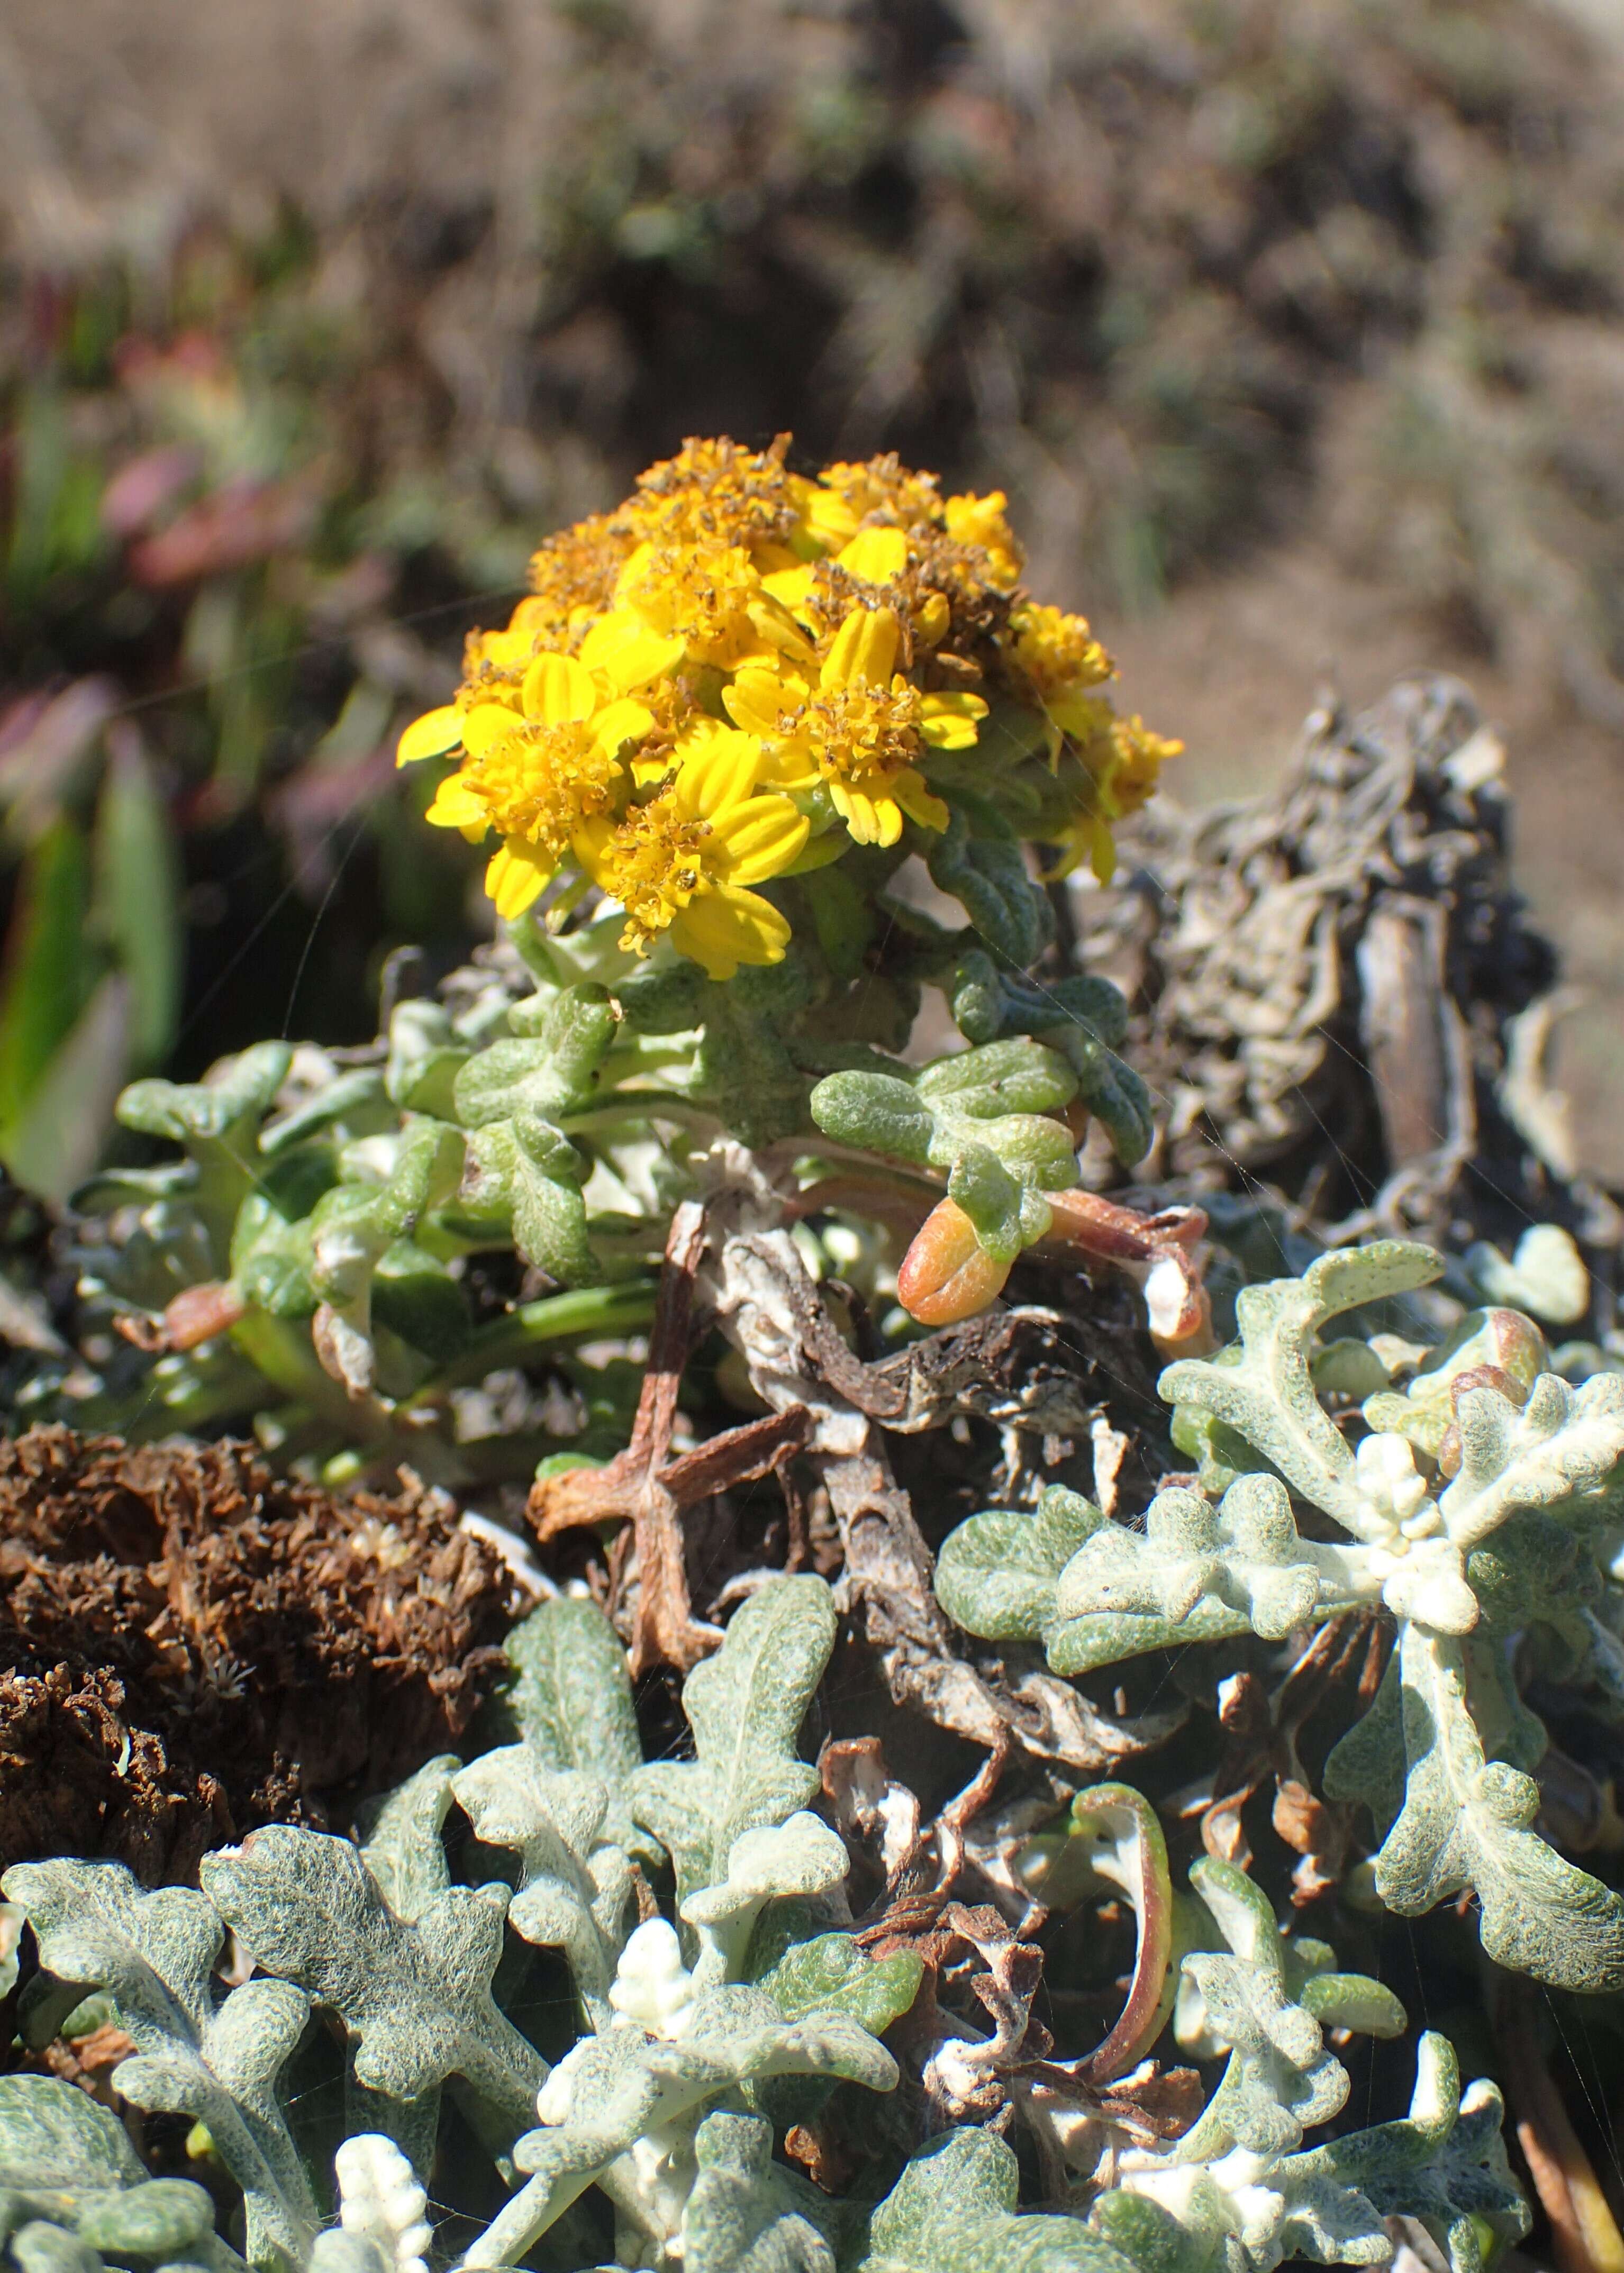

left=353, top=1757, right=459, bottom=1923
left=0, top=1865, right=316, bottom=2272
left=2, top=1564, right=1521, bottom=2273
left=1323, top=1623, right=1624, bottom=1989
left=627, top=1578, right=838, bottom=1905
left=0, top=2074, right=242, bottom=2273
left=200, top=1827, right=545, bottom=2153
left=1169, top=1861, right=1404, bottom=2166
left=451, top=1753, right=634, bottom=2030
left=681, top=1814, right=848, bottom=1993
left=469, top=1984, right=898, bottom=2271
left=1308, top=2033, right=1528, bottom=2273
left=1114, top=1868, right=1523, bottom=2273
left=848, top=2126, right=1133, bottom=2273
left=678, top=2111, right=837, bottom=2273
left=498, top=1596, right=659, bottom=1864
left=936, top=1240, right=1624, bottom=1988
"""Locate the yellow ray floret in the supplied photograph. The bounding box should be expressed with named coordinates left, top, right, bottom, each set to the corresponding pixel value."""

left=419, top=652, right=654, bottom=920
left=576, top=729, right=809, bottom=979
left=726, top=606, right=984, bottom=849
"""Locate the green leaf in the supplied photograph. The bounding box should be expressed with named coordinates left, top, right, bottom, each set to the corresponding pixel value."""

left=1172, top=1858, right=1401, bottom=2166
left=0, top=815, right=93, bottom=1142
left=464, top=1115, right=597, bottom=1286
left=466, top=1987, right=896, bottom=2273
left=682, top=2110, right=838, bottom=2273
left=1439, top=1369, right=1624, bottom=1550
left=1045, top=1475, right=1352, bottom=1676
left=119, top=1042, right=294, bottom=1149
left=934, top=1486, right=1105, bottom=1642
left=1159, top=1243, right=1445, bottom=1540
left=851, top=2127, right=1132, bottom=2273
left=93, top=735, right=182, bottom=1071
left=0, top=972, right=132, bottom=1206
left=354, top=1756, right=459, bottom=1924
left=370, top=1240, right=471, bottom=1362
left=496, top=1595, right=654, bottom=1860
left=748, top=1932, right=922, bottom=2036
left=0, top=2076, right=147, bottom=2192
left=452, top=983, right=618, bottom=1128
left=682, top=1815, right=849, bottom=1990
left=627, top=1579, right=836, bottom=1904
left=451, top=1753, right=633, bottom=2029
left=1312, top=2032, right=1529, bottom=2273
left=201, top=1825, right=546, bottom=2150
left=385, top=1001, right=470, bottom=1118
left=914, top=1038, right=1077, bottom=1120
left=1348, top=1622, right=1624, bottom=1991
left=1, top=1862, right=317, bottom=2273
left=926, top=805, right=1051, bottom=969
left=809, top=1040, right=1077, bottom=1227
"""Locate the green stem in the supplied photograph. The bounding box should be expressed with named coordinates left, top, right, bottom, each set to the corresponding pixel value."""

left=406, top=1278, right=659, bottom=1399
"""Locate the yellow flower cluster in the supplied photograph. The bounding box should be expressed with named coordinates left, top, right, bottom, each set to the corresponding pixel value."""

left=398, top=436, right=1179, bottom=978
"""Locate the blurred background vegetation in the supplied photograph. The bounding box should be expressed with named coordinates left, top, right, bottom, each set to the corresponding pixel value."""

left=3, top=0, right=1624, bottom=1210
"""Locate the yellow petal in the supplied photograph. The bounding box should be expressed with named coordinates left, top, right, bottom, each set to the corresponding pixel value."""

left=919, top=708, right=983, bottom=751
left=829, top=782, right=896, bottom=847
left=746, top=594, right=818, bottom=663
left=710, top=793, right=810, bottom=886
left=723, top=666, right=799, bottom=738
left=892, top=772, right=950, bottom=834
left=396, top=705, right=464, bottom=766
left=460, top=704, right=523, bottom=760
left=753, top=736, right=818, bottom=793
left=805, top=487, right=859, bottom=551
left=578, top=609, right=686, bottom=693
left=591, top=698, right=654, bottom=757
left=571, top=814, right=616, bottom=888
left=676, top=728, right=761, bottom=820
left=522, top=651, right=597, bottom=726
left=760, top=564, right=815, bottom=610
left=670, top=883, right=791, bottom=980
left=425, top=775, right=489, bottom=829
left=485, top=839, right=553, bottom=918
left=479, top=626, right=542, bottom=672
left=837, top=526, right=908, bottom=584
left=821, top=605, right=900, bottom=692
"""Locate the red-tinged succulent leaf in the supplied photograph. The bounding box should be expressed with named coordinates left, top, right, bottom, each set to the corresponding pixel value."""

left=897, top=1197, right=1012, bottom=1325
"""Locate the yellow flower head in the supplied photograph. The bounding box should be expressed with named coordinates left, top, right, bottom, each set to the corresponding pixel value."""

left=577, top=729, right=809, bottom=979
left=1006, top=602, right=1115, bottom=705
left=413, top=653, right=653, bottom=919
left=727, top=605, right=985, bottom=849
left=612, top=538, right=799, bottom=673
left=393, top=434, right=1177, bottom=960
left=805, top=455, right=946, bottom=551
left=622, top=434, right=808, bottom=565
left=523, top=512, right=633, bottom=649
left=1047, top=713, right=1185, bottom=883
left=943, top=491, right=1023, bottom=591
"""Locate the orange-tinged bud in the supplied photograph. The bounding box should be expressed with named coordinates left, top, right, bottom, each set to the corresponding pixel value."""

left=897, top=1197, right=1012, bottom=1325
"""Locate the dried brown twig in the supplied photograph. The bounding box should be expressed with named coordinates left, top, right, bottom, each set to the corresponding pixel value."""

left=528, top=1199, right=810, bottom=1674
